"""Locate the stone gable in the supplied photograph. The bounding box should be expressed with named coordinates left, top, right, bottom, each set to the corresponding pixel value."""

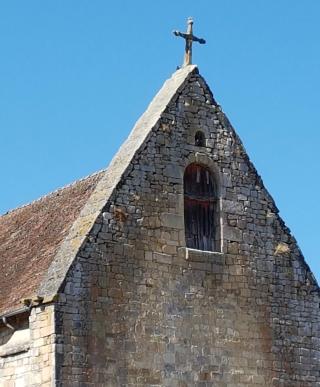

left=53, top=68, right=320, bottom=386
left=1, top=66, right=319, bottom=386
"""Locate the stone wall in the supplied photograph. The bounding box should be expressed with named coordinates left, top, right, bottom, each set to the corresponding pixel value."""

left=55, top=72, right=320, bottom=386
left=0, top=305, right=56, bottom=386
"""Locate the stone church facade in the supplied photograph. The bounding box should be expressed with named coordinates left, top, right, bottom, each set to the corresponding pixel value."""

left=0, top=65, right=319, bottom=386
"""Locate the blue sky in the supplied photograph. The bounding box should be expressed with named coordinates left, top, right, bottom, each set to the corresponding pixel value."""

left=0, top=1, right=319, bottom=281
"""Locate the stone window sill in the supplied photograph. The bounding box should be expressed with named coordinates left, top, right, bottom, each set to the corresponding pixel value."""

left=187, top=247, right=223, bottom=255
left=178, top=247, right=225, bottom=270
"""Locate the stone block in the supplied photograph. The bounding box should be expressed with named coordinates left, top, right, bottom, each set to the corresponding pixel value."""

left=164, top=164, right=182, bottom=179
left=224, top=226, right=242, bottom=242
left=153, top=252, right=172, bottom=265
left=160, top=213, right=184, bottom=229
left=223, top=199, right=244, bottom=215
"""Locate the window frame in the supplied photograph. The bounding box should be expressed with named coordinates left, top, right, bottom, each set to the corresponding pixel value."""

left=184, top=163, right=221, bottom=252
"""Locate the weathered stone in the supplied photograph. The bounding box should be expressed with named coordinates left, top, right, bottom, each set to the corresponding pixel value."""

left=164, top=164, right=182, bottom=179
left=160, top=213, right=184, bottom=229
left=223, top=199, right=244, bottom=215
left=224, top=226, right=242, bottom=242
left=1, top=65, right=319, bottom=387
left=153, top=252, right=172, bottom=265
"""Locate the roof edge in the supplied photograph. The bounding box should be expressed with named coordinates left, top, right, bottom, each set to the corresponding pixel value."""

left=37, top=65, right=198, bottom=297
left=0, top=169, right=106, bottom=218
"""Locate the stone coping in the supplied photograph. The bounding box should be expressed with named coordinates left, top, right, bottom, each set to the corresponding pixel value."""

left=0, top=328, right=30, bottom=358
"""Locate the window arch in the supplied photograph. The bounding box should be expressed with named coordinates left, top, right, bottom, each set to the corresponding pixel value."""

left=184, top=163, right=219, bottom=251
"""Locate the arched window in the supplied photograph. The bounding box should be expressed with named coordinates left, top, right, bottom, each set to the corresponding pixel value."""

left=195, top=131, right=205, bottom=147
left=184, top=163, right=218, bottom=251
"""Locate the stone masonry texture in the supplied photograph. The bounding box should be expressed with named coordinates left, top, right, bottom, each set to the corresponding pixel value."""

left=55, top=68, right=320, bottom=386
left=0, top=66, right=319, bottom=386
left=0, top=305, right=56, bottom=386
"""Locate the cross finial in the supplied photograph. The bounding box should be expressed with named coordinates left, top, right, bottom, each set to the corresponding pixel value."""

left=173, top=17, right=206, bottom=67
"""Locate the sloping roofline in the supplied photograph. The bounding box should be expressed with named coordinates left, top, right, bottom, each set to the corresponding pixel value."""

left=37, top=65, right=199, bottom=298
left=0, top=170, right=104, bottom=316
left=3, top=63, right=318, bottom=317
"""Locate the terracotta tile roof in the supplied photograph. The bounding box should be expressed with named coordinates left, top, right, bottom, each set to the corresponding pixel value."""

left=0, top=65, right=199, bottom=316
left=0, top=171, right=103, bottom=316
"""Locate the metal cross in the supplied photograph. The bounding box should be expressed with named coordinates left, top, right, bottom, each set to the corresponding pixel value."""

left=173, top=17, right=206, bottom=67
